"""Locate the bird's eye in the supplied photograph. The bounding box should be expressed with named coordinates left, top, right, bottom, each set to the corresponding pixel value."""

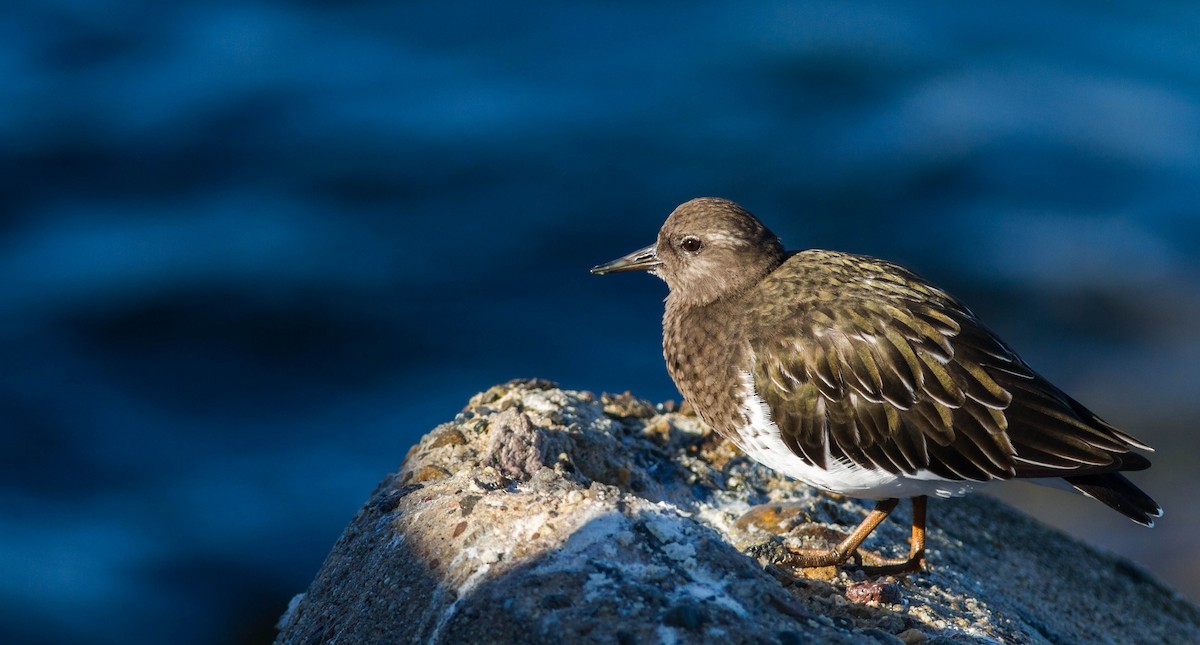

left=680, top=236, right=703, bottom=253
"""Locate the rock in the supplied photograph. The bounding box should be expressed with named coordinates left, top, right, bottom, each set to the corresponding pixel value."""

left=276, top=380, right=1200, bottom=644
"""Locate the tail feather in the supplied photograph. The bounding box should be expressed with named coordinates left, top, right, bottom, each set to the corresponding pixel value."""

left=1065, top=472, right=1162, bottom=527
left=1113, top=451, right=1152, bottom=472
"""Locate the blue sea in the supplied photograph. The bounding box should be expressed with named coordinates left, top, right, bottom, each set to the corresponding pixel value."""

left=3, top=2, right=1198, bottom=643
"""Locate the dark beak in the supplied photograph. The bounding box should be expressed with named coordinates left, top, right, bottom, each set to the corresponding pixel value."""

left=590, top=243, right=662, bottom=275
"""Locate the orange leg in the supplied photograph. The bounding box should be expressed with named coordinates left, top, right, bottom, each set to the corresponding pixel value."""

left=778, top=496, right=927, bottom=574
left=860, top=495, right=926, bottom=574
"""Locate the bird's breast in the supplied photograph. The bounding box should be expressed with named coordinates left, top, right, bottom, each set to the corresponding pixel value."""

left=663, top=300, right=746, bottom=438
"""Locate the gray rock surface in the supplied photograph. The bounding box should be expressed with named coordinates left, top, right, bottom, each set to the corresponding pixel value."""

left=276, top=379, right=1200, bottom=644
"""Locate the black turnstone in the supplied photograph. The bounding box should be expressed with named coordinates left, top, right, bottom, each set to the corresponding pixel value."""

left=592, top=197, right=1161, bottom=573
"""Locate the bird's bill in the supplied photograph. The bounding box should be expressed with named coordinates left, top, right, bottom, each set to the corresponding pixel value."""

left=590, top=244, right=662, bottom=275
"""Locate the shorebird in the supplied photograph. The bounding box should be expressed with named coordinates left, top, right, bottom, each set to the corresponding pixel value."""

left=592, top=197, right=1160, bottom=573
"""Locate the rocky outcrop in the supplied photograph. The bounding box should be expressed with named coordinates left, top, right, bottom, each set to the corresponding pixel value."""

left=276, top=379, right=1200, bottom=644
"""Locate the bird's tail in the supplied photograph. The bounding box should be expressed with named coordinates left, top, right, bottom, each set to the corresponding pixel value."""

left=1064, top=472, right=1163, bottom=527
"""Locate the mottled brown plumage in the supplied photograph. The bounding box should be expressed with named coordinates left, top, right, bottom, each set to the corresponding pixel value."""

left=592, top=197, right=1160, bottom=572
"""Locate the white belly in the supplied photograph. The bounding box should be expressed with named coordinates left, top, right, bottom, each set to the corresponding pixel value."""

left=733, top=371, right=976, bottom=500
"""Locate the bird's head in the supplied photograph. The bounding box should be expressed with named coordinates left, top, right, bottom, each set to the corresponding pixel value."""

left=591, top=197, right=785, bottom=307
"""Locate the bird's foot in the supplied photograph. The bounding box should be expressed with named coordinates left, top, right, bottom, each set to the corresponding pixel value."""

left=772, top=543, right=924, bottom=578
left=735, top=498, right=927, bottom=579
left=854, top=549, right=925, bottom=575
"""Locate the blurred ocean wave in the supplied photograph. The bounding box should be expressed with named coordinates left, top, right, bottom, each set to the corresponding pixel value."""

left=2, top=2, right=1198, bottom=643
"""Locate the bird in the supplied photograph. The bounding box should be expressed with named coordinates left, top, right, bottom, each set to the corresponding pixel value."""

left=591, top=197, right=1161, bottom=574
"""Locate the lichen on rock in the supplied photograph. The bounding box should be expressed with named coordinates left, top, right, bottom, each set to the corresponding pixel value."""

left=276, top=379, right=1200, bottom=644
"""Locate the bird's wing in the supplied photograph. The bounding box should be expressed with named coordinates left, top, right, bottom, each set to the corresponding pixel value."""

left=749, top=256, right=1149, bottom=481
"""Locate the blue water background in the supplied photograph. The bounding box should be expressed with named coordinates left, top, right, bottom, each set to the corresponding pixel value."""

left=2, top=2, right=1198, bottom=643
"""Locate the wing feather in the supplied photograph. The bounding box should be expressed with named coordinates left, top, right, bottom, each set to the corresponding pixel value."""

left=744, top=251, right=1152, bottom=485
